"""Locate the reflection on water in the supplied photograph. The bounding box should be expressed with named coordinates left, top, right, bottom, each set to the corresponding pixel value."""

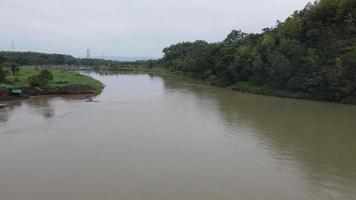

left=0, top=96, right=92, bottom=134
left=164, top=77, right=356, bottom=198
left=0, top=72, right=355, bottom=200
left=162, top=74, right=356, bottom=199
left=27, top=97, right=55, bottom=119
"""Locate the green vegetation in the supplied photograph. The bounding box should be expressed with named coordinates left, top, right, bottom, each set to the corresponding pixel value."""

left=0, top=66, right=6, bottom=83
left=7, top=68, right=104, bottom=94
left=27, top=69, right=53, bottom=87
left=228, top=82, right=272, bottom=94
left=158, top=0, right=356, bottom=104
left=0, top=51, right=145, bottom=68
left=0, top=56, right=8, bottom=82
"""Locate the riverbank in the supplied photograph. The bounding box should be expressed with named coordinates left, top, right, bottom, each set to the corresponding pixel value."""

left=106, top=66, right=356, bottom=105
left=1, top=68, right=104, bottom=101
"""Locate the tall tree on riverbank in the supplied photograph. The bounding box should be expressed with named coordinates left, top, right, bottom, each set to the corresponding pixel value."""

left=0, top=56, right=8, bottom=82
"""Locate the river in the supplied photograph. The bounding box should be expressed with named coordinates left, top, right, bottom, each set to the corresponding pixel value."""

left=0, top=72, right=355, bottom=200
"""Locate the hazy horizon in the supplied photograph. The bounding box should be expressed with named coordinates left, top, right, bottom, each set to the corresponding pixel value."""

left=1, top=0, right=311, bottom=57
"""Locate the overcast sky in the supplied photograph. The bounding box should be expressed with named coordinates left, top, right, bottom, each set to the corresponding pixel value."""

left=0, top=0, right=311, bottom=58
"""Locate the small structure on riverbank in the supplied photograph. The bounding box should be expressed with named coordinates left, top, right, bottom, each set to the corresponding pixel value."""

left=0, top=83, right=14, bottom=95
left=0, top=83, right=24, bottom=101
left=0, top=83, right=23, bottom=95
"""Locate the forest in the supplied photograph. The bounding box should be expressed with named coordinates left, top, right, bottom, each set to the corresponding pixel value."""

left=161, top=0, right=356, bottom=103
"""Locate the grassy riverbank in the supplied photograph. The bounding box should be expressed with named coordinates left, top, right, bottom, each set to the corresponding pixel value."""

left=7, top=68, right=104, bottom=94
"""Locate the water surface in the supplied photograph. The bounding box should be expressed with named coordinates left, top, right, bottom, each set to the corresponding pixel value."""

left=0, top=72, right=355, bottom=200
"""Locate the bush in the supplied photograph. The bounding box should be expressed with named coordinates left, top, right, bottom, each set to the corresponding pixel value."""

left=27, top=69, right=53, bottom=87
left=0, top=65, right=7, bottom=83
left=229, top=82, right=272, bottom=94
left=38, top=69, right=53, bottom=81
left=0, top=56, right=8, bottom=82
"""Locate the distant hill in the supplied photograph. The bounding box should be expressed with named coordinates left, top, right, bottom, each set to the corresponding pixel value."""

left=94, top=56, right=160, bottom=62
left=0, top=51, right=135, bottom=66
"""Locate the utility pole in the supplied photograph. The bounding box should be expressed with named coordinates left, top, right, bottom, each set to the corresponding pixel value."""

left=86, top=49, right=90, bottom=59
left=11, top=41, right=15, bottom=51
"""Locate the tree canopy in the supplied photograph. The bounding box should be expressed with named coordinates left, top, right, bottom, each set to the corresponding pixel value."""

left=161, top=0, right=356, bottom=103
left=0, top=56, right=7, bottom=82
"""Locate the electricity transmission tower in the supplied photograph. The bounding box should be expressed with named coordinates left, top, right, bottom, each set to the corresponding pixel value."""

left=11, top=41, right=15, bottom=51
left=86, top=49, right=90, bottom=59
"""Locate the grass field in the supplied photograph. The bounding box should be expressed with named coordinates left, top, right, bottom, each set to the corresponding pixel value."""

left=7, top=68, right=104, bottom=94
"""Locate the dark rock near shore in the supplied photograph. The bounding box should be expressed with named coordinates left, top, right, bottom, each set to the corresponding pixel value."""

left=23, top=87, right=46, bottom=96
left=53, top=85, right=95, bottom=95
left=23, top=85, right=95, bottom=96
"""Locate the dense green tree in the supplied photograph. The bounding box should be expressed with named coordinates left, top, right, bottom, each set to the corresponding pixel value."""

left=160, top=0, right=356, bottom=103
left=27, top=69, right=54, bottom=87
left=0, top=56, right=7, bottom=82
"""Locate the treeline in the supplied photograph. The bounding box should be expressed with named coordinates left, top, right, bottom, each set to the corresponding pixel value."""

left=0, top=51, right=144, bottom=81
left=0, top=51, right=127, bottom=66
left=160, top=0, right=356, bottom=103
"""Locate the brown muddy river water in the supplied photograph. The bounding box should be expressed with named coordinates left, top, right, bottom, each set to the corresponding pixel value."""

left=0, top=72, right=355, bottom=200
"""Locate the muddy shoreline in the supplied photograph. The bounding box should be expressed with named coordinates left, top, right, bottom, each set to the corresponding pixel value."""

left=0, top=84, right=98, bottom=102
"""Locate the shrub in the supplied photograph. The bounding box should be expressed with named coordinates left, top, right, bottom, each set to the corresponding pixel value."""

left=0, top=56, right=8, bottom=82
left=0, top=65, right=7, bottom=83
left=27, top=69, right=53, bottom=87
left=39, top=69, right=53, bottom=80
left=229, top=82, right=272, bottom=94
